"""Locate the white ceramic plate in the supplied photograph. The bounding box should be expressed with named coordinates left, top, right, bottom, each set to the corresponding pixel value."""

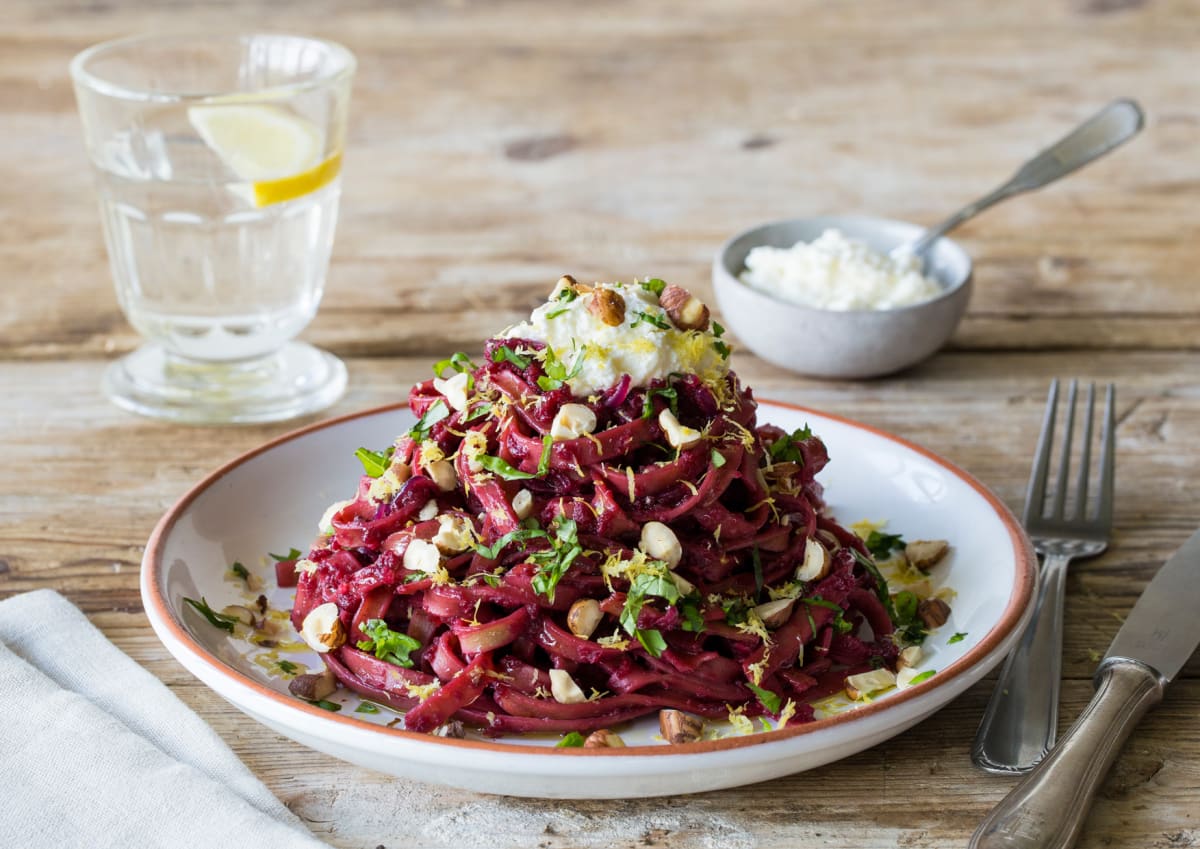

left=142, top=400, right=1035, bottom=798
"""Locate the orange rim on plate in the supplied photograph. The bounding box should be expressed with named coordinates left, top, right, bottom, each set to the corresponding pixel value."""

left=142, top=399, right=1037, bottom=757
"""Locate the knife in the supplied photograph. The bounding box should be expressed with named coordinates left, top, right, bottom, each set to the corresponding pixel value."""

left=970, top=526, right=1200, bottom=849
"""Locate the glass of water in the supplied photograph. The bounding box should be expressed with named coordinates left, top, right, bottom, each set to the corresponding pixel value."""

left=71, top=33, right=355, bottom=424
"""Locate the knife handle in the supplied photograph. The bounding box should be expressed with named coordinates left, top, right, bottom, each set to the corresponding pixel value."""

left=969, top=657, right=1164, bottom=849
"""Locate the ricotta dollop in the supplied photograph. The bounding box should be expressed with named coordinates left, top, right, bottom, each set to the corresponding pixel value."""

left=503, top=280, right=729, bottom=397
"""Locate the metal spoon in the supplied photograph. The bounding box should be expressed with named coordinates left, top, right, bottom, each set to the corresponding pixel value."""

left=894, top=99, right=1144, bottom=263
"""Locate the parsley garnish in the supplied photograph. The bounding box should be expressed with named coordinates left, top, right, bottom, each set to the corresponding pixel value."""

left=536, top=346, right=585, bottom=392
left=229, top=562, right=249, bottom=582
left=356, top=619, right=422, bottom=668
left=309, top=699, right=342, bottom=712
left=276, top=660, right=298, bottom=675
left=631, top=310, right=671, bottom=331
left=866, top=530, right=906, bottom=560
left=269, top=548, right=302, bottom=562
left=354, top=446, right=394, bottom=478
left=767, top=425, right=814, bottom=464
left=432, top=351, right=476, bottom=379
left=183, top=597, right=238, bottom=633
left=491, top=346, right=531, bottom=369
left=635, top=628, right=668, bottom=657
left=712, top=321, right=726, bottom=337
left=640, top=278, right=667, bottom=297
left=801, top=597, right=854, bottom=634
left=477, top=454, right=538, bottom=480
left=473, top=526, right=548, bottom=560
left=620, top=572, right=680, bottom=637
left=546, top=307, right=570, bottom=319
left=713, top=340, right=731, bottom=359
left=462, top=402, right=493, bottom=423
left=555, top=287, right=579, bottom=303
left=908, top=670, right=936, bottom=685
left=641, top=386, right=679, bottom=420
left=888, top=589, right=928, bottom=645
left=679, top=596, right=706, bottom=632
left=537, top=434, right=553, bottom=476
left=407, top=400, right=450, bottom=442
left=556, top=731, right=586, bottom=747
left=529, top=519, right=583, bottom=602
left=948, top=632, right=967, bottom=644
left=746, top=681, right=782, bottom=714
left=354, top=702, right=381, bottom=714
left=710, top=449, right=726, bottom=468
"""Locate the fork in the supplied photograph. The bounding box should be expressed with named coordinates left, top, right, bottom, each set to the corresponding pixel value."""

left=971, top=380, right=1116, bottom=774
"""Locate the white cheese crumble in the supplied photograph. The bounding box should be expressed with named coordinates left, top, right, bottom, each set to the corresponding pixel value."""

left=502, top=281, right=728, bottom=397
left=739, top=229, right=943, bottom=310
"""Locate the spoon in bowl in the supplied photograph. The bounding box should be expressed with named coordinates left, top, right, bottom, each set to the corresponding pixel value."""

left=894, top=99, right=1145, bottom=264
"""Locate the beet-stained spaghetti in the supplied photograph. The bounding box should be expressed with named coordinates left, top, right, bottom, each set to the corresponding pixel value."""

left=284, top=276, right=949, bottom=741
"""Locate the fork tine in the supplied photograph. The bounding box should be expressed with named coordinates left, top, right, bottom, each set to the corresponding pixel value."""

left=1096, top=384, right=1116, bottom=525
left=1073, top=383, right=1096, bottom=520
left=1050, top=380, right=1078, bottom=520
left=1023, top=379, right=1059, bottom=525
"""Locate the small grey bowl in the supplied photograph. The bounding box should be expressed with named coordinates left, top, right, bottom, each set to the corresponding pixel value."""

left=712, top=216, right=973, bottom=379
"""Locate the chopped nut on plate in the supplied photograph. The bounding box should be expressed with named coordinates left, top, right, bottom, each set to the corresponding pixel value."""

left=918, top=597, right=952, bottom=629
left=584, top=729, right=626, bottom=748
left=659, top=709, right=703, bottom=744
left=906, top=539, right=950, bottom=571
left=659, top=284, right=710, bottom=331
left=288, top=667, right=336, bottom=701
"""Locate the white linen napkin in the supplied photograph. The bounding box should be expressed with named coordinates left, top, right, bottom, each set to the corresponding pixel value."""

left=0, top=589, right=329, bottom=849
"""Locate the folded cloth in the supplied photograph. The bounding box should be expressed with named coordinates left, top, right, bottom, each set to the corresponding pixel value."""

left=0, top=589, right=329, bottom=849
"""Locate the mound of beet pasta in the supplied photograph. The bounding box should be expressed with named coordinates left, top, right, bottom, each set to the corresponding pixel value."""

left=286, top=277, right=947, bottom=741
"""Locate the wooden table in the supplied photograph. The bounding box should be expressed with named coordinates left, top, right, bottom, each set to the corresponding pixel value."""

left=3, top=2, right=1199, bottom=846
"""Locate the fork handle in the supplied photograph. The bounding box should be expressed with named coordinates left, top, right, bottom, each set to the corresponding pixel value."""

left=972, top=551, right=1072, bottom=772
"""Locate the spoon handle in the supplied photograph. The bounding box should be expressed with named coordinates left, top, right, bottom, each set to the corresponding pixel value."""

left=906, top=99, right=1144, bottom=257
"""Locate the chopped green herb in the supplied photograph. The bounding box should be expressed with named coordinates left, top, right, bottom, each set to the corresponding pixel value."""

left=354, top=446, right=394, bottom=478
left=631, top=309, right=671, bottom=331
left=865, top=530, right=906, bottom=560
left=537, top=434, right=553, bottom=476
left=229, top=562, right=249, bottom=581
left=356, top=619, right=422, bottom=668
left=635, top=628, right=668, bottom=657
left=182, top=597, right=237, bottom=633
left=546, top=307, right=570, bottom=319
left=679, top=596, right=706, bottom=633
left=713, top=340, right=731, bottom=359
left=354, top=701, right=381, bottom=714
left=752, top=546, right=764, bottom=595
left=310, top=699, right=342, bottom=712
left=530, top=519, right=582, bottom=603
left=948, top=632, right=968, bottom=644
left=712, top=321, right=726, bottom=337
left=491, top=346, right=531, bottom=369
left=432, top=351, right=477, bottom=379
left=556, top=731, right=586, bottom=747
left=620, top=571, right=681, bottom=635
left=710, top=449, right=727, bottom=468
left=767, top=425, right=814, bottom=464
left=479, top=573, right=503, bottom=588
left=908, top=670, right=936, bottom=685
left=408, top=400, right=450, bottom=442
left=555, top=287, right=579, bottom=303
left=269, top=548, right=302, bottom=562
left=746, top=681, right=782, bottom=714
left=536, top=345, right=586, bottom=392
left=276, top=660, right=299, bottom=675
left=641, top=385, right=679, bottom=419
left=477, top=454, right=538, bottom=480
left=473, top=526, right=548, bottom=560
left=640, top=278, right=667, bottom=297
left=758, top=717, right=773, bottom=733
left=801, top=597, right=854, bottom=635
left=722, top=597, right=751, bottom=627
left=462, top=402, right=493, bottom=423
left=884, top=587, right=928, bottom=645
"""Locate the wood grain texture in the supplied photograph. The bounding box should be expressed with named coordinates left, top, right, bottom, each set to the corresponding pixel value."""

left=2, top=0, right=1200, bottom=846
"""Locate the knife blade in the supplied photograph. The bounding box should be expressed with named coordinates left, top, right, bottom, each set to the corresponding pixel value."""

left=971, top=527, right=1200, bottom=849
left=1104, top=525, right=1200, bottom=681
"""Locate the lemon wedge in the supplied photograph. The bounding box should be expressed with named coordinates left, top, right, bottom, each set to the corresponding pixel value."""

left=187, top=104, right=341, bottom=206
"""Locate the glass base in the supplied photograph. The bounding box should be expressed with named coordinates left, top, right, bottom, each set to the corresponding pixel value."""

left=102, top=342, right=347, bottom=425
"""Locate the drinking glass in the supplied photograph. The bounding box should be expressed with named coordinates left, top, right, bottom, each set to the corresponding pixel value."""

left=71, top=33, right=355, bottom=424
